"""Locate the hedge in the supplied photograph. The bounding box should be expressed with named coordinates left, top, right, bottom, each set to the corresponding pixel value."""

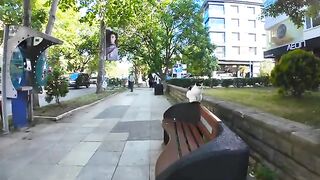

left=167, top=76, right=270, bottom=88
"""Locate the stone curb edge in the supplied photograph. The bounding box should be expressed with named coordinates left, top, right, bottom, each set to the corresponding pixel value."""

left=33, top=91, right=122, bottom=122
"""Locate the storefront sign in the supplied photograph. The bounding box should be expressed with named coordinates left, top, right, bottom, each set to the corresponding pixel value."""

left=287, top=41, right=306, bottom=51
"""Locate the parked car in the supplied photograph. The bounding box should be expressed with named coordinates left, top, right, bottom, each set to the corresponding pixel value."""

left=90, top=75, right=97, bottom=84
left=68, top=72, right=90, bottom=88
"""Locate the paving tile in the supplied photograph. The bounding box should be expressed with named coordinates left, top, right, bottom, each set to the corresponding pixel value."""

left=123, top=141, right=150, bottom=152
left=98, top=141, right=126, bottom=152
left=150, top=150, right=162, bottom=166
left=0, top=161, right=28, bottom=180
left=83, top=133, right=107, bottom=142
left=150, top=164, right=156, bottom=180
left=46, top=165, right=82, bottom=180
left=87, top=151, right=121, bottom=166
left=8, top=164, right=54, bottom=180
left=149, top=140, right=163, bottom=151
left=103, top=133, right=129, bottom=141
left=112, top=166, right=149, bottom=180
left=72, top=142, right=102, bottom=152
left=59, top=142, right=101, bottom=166
left=81, top=119, right=104, bottom=128
left=76, top=165, right=116, bottom=180
left=95, top=105, right=130, bottom=119
left=59, top=150, right=96, bottom=166
left=118, top=150, right=149, bottom=166
left=30, top=148, right=71, bottom=165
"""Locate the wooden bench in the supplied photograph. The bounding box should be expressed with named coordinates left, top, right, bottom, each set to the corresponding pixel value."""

left=155, top=102, right=249, bottom=180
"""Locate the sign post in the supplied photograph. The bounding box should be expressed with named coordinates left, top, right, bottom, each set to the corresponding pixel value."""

left=1, top=25, right=10, bottom=133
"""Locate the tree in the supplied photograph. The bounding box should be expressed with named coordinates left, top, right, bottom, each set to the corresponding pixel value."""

left=271, top=49, right=320, bottom=97
left=262, top=0, right=320, bottom=27
left=44, top=67, right=69, bottom=104
left=121, top=0, right=216, bottom=80
left=79, top=0, right=159, bottom=93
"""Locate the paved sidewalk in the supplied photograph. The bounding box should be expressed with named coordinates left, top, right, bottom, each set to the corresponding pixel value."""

left=0, top=88, right=171, bottom=180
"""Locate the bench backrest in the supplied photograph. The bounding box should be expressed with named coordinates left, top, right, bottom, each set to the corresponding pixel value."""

left=198, top=105, right=221, bottom=140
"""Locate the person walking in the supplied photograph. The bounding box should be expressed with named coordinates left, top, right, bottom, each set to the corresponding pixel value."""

left=128, top=73, right=134, bottom=92
left=148, top=73, right=154, bottom=88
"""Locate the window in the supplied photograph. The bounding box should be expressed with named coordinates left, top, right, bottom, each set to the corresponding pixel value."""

left=212, top=5, right=224, bottom=15
left=204, top=9, right=209, bottom=21
left=215, top=46, right=225, bottom=58
left=232, top=32, right=240, bottom=41
left=247, top=7, right=255, bottom=15
left=305, top=14, right=320, bottom=29
left=248, top=33, right=256, bottom=42
left=232, top=46, right=240, bottom=55
left=211, top=18, right=225, bottom=29
left=231, top=5, right=239, bottom=14
left=249, top=47, right=257, bottom=55
left=262, top=34, right=267, bottom=46
left=231, top=18, right=240, bottom=28
left=205, top=20, right=209, bottom=28
left=248, top=20, right=256, bottom=28
left=210, top=32, right=225, bottom=43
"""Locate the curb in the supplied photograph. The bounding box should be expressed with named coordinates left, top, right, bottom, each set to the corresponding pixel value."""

left=33, top=91, right=122, bottom=122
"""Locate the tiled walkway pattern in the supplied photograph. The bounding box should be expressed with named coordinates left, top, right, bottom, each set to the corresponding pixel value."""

left=0, top=88, right=171, bottom=180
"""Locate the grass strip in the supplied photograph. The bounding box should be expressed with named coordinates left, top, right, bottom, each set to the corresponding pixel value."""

left=34, top=88, right=125, bottom=117
left=204, top=87, right=320, bottom=128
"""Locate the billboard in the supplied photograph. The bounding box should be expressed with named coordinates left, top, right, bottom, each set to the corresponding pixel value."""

left=106, top=29, right=119, bottom=61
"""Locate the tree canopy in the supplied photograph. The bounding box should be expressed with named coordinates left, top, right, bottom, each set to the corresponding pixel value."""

left=1, top=0, right=217, bottom=83
left=121, top=0, right=217, bottom=79
left=262, top=0, right=320, bottom=27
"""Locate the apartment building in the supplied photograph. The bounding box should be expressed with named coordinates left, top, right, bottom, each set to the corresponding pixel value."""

left=202, top=0, right=267, bottom=77
left=264, top=8, right=320, bottom=59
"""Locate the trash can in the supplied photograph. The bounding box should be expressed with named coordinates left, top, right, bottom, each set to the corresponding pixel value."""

left=11, top=86, right=33, bottom=128
left=154, top=83, right=164, bottom=95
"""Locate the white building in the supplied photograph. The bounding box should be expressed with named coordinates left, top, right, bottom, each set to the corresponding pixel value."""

left=263, top=3, right=320, bottom=59
left=202, top=0, right=267, bottom=77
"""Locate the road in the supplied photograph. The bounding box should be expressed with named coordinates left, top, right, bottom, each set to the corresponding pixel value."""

left=39, top=84, right=97, bottom=107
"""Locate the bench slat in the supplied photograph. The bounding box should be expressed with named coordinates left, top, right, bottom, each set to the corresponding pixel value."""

left=155, top=119, right=180, bottom=176
left=200, top=105, right=220, bottom=138
left=182, top=122, right=199, bottom=151
left=188, top=123, right=204, bottom=146
left=176, top=121, right=190, bottom=157
left=197, top=122, right=213, bottom=140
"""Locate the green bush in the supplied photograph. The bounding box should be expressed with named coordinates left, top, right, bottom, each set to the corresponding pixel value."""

left=258, top=76, right=270, bottom=87
left=271, top=49, right=320, bottom=97
left=233, top=78, right=247, bottom=88
left=45, top=68, right=69, bottom=104
left=221, top=79, right=233, bottom=88
left=108, top=78, right=122, bottom=86
left=167, top=78, right=203, bottom=88
left=211, top=78, right=221, bottom=86
left=203, top=78, right=220, bottom=87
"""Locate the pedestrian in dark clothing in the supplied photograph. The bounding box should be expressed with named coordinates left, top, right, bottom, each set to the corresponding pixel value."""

left=128, top=73, right=134, bottom=92
left=148, top=73, right=154, bottom=88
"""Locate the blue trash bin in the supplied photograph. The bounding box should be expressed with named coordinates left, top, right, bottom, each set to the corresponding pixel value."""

left=12, top=89, right=31, bottom=128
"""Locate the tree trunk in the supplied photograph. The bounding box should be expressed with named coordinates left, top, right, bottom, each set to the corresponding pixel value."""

left=45, top=0, right=60, bottom=35
left=96, top=20, right=106, bottom=93
left=33, top=0, right=60, bottom=108
left=23, top=0, right=32, bottom=27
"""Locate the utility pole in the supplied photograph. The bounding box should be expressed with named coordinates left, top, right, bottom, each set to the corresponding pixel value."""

left=2, top=25, right=10, bottom=134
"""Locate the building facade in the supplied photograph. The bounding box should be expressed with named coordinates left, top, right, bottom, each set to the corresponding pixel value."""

left=263, top=3, right=320, bottom=59
left=202, top=0, right=267, bottom=77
